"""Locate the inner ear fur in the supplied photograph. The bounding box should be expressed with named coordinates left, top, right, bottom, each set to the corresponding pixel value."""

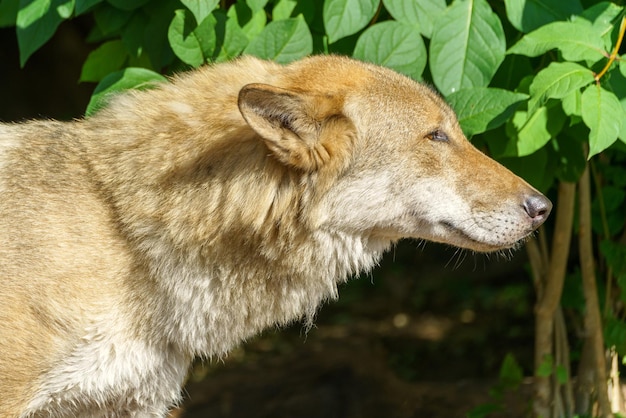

left=238, top=83, right=356, bottom=171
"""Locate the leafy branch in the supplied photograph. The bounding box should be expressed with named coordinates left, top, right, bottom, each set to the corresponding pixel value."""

left=595, top=16, right=626, bottom=83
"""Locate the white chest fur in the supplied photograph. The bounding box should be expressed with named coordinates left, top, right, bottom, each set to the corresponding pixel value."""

left=23, top=315, right=190, bottom=417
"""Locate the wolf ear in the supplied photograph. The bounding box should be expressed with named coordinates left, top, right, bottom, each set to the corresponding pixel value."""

left=238, top=83, right=349, bottom=171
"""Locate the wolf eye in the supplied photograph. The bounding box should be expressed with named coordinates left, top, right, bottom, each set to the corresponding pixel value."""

left=428, top=130, right=448, bottom=142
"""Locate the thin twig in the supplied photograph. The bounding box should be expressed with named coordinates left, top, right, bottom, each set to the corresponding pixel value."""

left=534, top=181, right=576, bottom=418
left=595, top=16, right=626, bottom=83
left=579, top=159, right=612, bottom=417
left=590, top=159, right=616, bottom=318
left=526, top=238, right=544, bottom=297
left=556, top=307, right=575, bottom=416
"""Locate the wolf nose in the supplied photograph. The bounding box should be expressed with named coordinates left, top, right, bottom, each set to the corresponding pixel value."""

left=523, top=194, right=552, bottom=228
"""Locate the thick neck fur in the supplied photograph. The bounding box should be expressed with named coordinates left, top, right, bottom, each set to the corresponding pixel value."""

left=81, top=61, right=390, bottom=358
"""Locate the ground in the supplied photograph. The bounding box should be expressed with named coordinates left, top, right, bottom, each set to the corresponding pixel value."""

left=171, top=242, right=537, bottom=418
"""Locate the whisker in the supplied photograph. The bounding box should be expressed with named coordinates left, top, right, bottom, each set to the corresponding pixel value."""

left=454, top=249, right=468, bottom=270
left=445, top=247, right=460, bottom=269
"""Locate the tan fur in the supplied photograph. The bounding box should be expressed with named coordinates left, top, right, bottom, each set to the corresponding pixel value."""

left=0, top=55, right=551, bottom=416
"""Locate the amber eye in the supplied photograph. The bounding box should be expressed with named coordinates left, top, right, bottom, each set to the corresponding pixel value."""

left=428, top=130, right=449, bottom=142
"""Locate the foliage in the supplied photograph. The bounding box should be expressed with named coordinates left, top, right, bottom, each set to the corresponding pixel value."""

left=2, top=0, right=626, bottom=416
left=0, top=0, right=623, bottom=162
left=467, top=353, right=525, bottom=418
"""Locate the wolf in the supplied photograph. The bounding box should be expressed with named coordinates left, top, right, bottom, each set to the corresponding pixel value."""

left=0, top=55, right=551, bottom=416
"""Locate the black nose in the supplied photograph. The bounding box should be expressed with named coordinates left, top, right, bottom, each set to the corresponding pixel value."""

left=523, top=194, right=552, bottom=228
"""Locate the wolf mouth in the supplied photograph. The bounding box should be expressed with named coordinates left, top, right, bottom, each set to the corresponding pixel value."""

left=439, top=220, right=519, bottom=251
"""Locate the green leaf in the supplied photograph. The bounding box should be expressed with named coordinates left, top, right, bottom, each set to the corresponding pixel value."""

left=272, top=0, right=314, bottom=23
left=504, top=0, right=582, bottom=33
left=167, top=9, right=217, bottom=67
left=80, top=39, right=128, bottom=82
left=510, top=109, right=550, bottom=157
left=528, top=62, right=594, bottom=115
left=75, top=0, right=101, bottom=15
left=141, top=0, right=180, bottom=70
left=619, top=60, right=626, bottom=83
left=195, top=15, right=218, bottom=59
left=227, top=1, right=266, bottom=40
left=507, top=20, right=606, bottom=63
left=170, top=8, right=218, bottom=63
left=553, top=132, right=586, bottom=183
left=168, top=9, right=207, bottom=68
left=536, top=354, right=554, bottom=377
left=562, top=89, right=582, bottom=117
left=580, top=2, right=623, bottom=36
left=382, top=0, right=446, bottom=38
left=606, top=68, right=626, bottom=145
left=429, top=0, right=505, bottom=96
left=214, top=11, right=249, bottom=62
left=499, top=353, right=523, bottom=388
left=120, top=11, right=147, bottom=58
left=352, top=21, right=426, bottom=81
left=106, top=0, right=149, bottom=11
left=56, top=0, right=72, bottom=17
left=16, top=0, right=75, bottom=67
left=0, top=0, right=19, bottom=27
left=605, top=317, right=626, bottom=356
left=181, top=0, right=218, bottom=25
left=242, top=9, right=266, bottom=39
left=447, top=87, right=528, bottom=137
left=272, top=0, right=296, bottom=20
left=86, top=67, right=167, bottom=116
left=246, top=0, right=267, bottom=12
left=555, top=365, right=569, bottom=385
left=491, top=54, right=533, bottom=91
left=507, top=105, right=565, bottom=157
left=323, top=0, right=379, bottom=44
left=127, top=52, right=151, bottom=68
left=581, top=85, right=623, bottom=158
left=93, top=3, right=132, bottom=36
left=244, top=15, right=312, bottom=64
left=497, top=148, right=553, bottom=192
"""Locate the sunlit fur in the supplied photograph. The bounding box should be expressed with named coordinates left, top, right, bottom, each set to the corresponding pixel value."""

left=0, top=55, right=550, bottom=416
